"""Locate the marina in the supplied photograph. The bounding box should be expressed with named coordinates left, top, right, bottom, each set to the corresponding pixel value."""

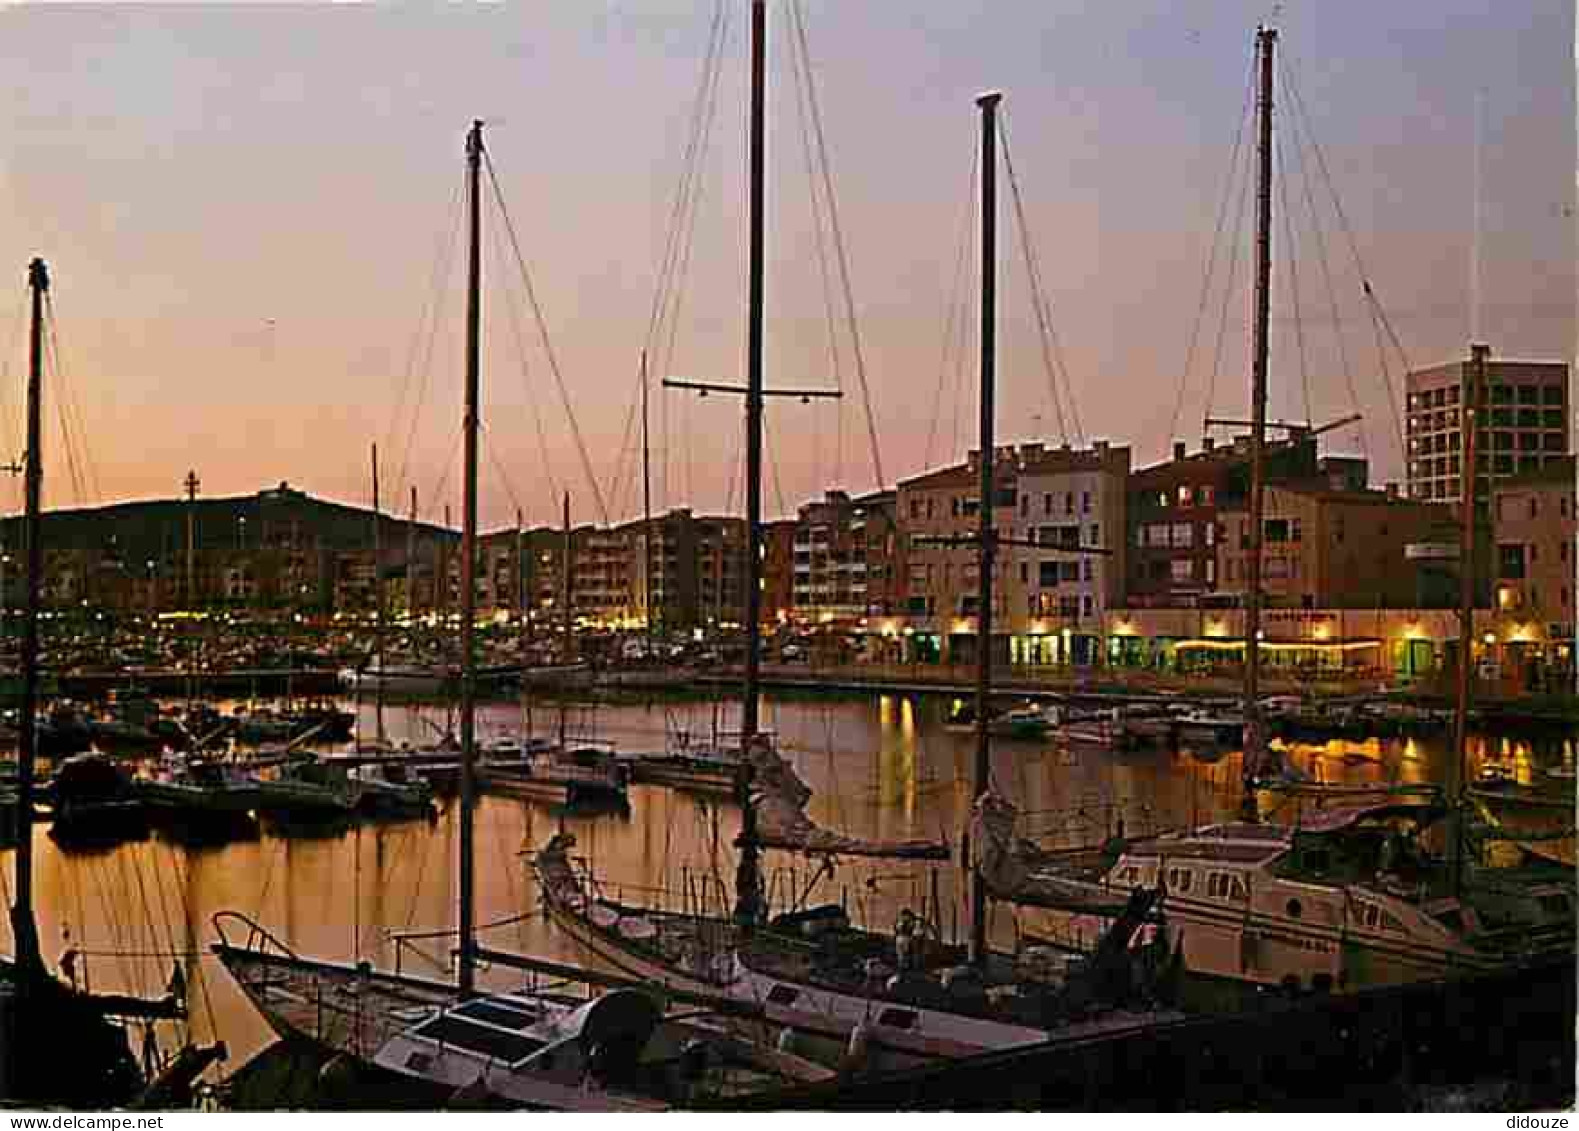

left=0, top=694, right=1571, bottom=1093
left=0, top=0, right=1571, bottom=1112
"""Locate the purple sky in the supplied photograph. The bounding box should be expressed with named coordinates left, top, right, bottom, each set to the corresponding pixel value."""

left=0, top=0, right=1571, bottom=529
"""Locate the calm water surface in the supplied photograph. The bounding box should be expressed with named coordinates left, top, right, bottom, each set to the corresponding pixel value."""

left=2, top=692, right=1572, bottom=1067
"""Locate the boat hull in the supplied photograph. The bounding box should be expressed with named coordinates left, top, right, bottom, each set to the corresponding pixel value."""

left=536, top=850, right=1052, bottom=1069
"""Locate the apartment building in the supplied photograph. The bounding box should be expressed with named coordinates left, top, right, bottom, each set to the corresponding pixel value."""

left=1406, top=352, right=1569, bottom=505
left=1216, top=485, right=1457, bottom=609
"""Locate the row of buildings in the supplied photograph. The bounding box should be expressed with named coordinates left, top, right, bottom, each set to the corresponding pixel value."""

left=5, top=351, right=1573, bottom=687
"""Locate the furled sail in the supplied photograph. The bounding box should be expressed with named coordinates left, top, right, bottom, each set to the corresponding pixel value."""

left=742, top=737, right=948, bottom=860
left=969, top=792, right=1134, bottom=914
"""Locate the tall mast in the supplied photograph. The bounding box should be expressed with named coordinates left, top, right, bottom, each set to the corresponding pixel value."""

left=371, top=442, right=385, bottom=746
left=516, top=507, right=525, bottom=654
left=560, top=491, right=570, bottom=752
left=406, top=486, right=417, bottom=621
left=560, top=492, right=571, bottom=666
left=1450, top=342, right=1488, bottom=893
left=969, top=90, right=1001, bottom=969
left=1240, top=25, right=1276, bottom=820
left=184, top=469, right=199, bottom=609
left=457, top=119, right=483, bottom=996
left=9, top=257, right=47, bottom=978
left=641, top=348, right=655, bottom=651
left=743, top=0, right=766, bottom=743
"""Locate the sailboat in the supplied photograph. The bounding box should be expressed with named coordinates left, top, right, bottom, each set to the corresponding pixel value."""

left=212, top=122, right=823, bottom=1111
left=975, top=27, right=1576, bottom=995
left=479, top=495, right=629, bottom=811
left=1, top=258, right=221, bottom=1107
left=535, top=12, right=1176, bottom=1072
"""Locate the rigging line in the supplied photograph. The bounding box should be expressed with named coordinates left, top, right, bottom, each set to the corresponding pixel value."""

left=763, top=412, right=788, bottom=520
left=42, top=294, right=102, bottom=501
left=998, top=110, right=1073, bottom=446
left=1274, top=125, right=1313, bottom=427
left=394, top=172, right=466, bottom=500
left=137, top=842, right=184, bottom=1021
left=789, top=0, right=885, bottom=489
left=126, top=845, right=175, bottom=1037
left=1167, top=44, right=1258, bottom=446
left=653, top=4, right=728, bottom=515
left=480, top=424, right=525, bottom=518
left=1205, top=106, right=1256, bottom=426
left=388, top=176, right=466, bottom=496
left=1365, top=282, right=1412, bottom=460
left=722, top=405, right=744, bottom=518
left=1281, top=53, right=1407, bottom=459
left=923, top=143, right=976, bottom=470
left=40, top=305, right=87, bottom=506
left=784, top=2, right=844, bottom=424
left=1281, top=61, right=1367, bottom=455
left=488, top=200, right=563, bottom=509
left=483, top=153, right=610, bottom=524
left=644, top=0, right=728, bottom=355
left=647, top=3, right=725, bottom=366
left=607, top=388, right=642, bottom=523
left=658, top=23, right=727, bottom=417
left=426, top=425, right=466, bottom=523
left=0, top=288, right=27, bottom=460
left=161, top=845, right=218, bottom=1041
left=37, top=299, right=79, bottom=503
left=600, top=357, right=646, bottom=522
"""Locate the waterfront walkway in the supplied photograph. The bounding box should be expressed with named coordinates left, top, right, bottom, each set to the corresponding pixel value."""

left=703, top=662, right=1579, bottom=721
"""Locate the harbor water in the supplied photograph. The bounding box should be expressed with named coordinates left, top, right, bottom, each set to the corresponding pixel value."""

left=1, top=690, right=1572, bottom=1071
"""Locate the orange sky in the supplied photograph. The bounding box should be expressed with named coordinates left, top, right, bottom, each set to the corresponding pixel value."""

left=0, top=1, right=1571, bottom=530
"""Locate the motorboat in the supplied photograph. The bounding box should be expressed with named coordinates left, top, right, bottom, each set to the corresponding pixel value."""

left=1073, top=800, right=1574, bottom=991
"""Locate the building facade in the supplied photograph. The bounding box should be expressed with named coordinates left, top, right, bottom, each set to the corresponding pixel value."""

left=1491, top=456, right=1576, bottom=687
left=1007, top=441, right=1130, bottom=664
left=1126, top=435, right=1322, bottom=607
left=892, top=442, right=1128, bottom=666
left=1406, top=353, right=1569, bottom=505
left=1216, top=485, right=1457, bottom=610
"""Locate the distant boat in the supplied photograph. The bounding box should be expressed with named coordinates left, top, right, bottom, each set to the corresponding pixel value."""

left=337, top=656, right=453, bottom=698
left=47, top=753, right=148, bottom=847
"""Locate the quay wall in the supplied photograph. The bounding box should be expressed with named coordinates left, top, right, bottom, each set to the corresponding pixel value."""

left=711, top=956, right=1575, bottom=1110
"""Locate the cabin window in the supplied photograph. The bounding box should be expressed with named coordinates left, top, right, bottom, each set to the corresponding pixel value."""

left=1229, top=876, right=1248, bottom=903
left=1286, top=899, right=1303, bottom=919
left=1362, top=904, right=1380, bottom=929
left=1166, top=867, right=1193, bottom=893
left=877, top=1008, right=918, bottom=1030
left=767, top=985, right=800, bottom=1006
left=1381, top=911, right=1404, bottom=933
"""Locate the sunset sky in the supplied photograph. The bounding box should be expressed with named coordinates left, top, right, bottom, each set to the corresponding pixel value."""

left=0, top=0, right=1571, bottom=531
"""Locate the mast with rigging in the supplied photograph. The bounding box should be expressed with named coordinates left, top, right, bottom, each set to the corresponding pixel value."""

left=1239, top=25, right=1276, bottom=820
left=371, top=442, right=385, bottom=747
left=1449, top=342, right=1488, bottom=893
left=968, top=89, right=1002, bottom=969
left=641, top=349, right=656, bottom=653
left=457, top=118, right=483, bottom=997
left=9, top=257, right=47, bottom=981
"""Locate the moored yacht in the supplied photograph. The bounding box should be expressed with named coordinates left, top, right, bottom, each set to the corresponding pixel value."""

left=1081, top=800, right=1574, bottom=991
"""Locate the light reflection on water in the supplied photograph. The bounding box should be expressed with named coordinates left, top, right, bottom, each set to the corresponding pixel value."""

left=2, top=692, right=1573, bottom=1067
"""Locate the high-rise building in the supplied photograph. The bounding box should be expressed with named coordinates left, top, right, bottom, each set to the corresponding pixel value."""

left=1405, top=351, right=1569, bottom=505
